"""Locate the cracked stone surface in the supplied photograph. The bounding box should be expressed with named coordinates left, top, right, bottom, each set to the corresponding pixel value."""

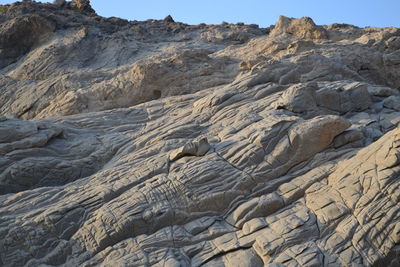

left=0, top=1, right=400, bottom=266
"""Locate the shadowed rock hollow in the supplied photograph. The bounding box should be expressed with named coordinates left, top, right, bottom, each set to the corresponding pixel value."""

left=0, top=1, right=400, bottom=266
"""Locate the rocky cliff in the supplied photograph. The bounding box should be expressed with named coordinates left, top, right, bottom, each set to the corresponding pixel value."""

left=0, top=1, right=400, bottom=266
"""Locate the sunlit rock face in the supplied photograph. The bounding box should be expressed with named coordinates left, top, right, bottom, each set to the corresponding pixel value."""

left=0, top=1, right=400, bottom=266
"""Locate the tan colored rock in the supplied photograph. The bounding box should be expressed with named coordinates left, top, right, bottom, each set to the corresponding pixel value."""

left=0, top=3, right=400, bottom=267
left=169, top=137, right=211, bottom=161
left=270, top=15, right=328, bottom=41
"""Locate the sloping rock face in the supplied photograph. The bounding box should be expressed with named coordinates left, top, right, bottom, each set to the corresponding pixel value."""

left=0, top=2, right=400, bottom=267
left=0, top=1, right=262, bottom=119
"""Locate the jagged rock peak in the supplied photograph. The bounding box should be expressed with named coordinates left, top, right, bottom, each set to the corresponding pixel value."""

left=164, top=14, right=175, bottom=23
left=70, top=0, right=95, bottom=13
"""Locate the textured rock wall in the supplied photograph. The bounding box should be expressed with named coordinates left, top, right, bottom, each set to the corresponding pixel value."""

left=0, top=1, right=399, bottom=266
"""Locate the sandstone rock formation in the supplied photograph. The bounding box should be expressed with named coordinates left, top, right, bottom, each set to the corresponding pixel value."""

left=0, top=1, right=400, bottom=266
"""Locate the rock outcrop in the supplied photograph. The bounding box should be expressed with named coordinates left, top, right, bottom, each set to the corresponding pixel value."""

left=0, top=14, right=54, bottom=68
left=71, top=0, right=95, bottom=14
left=270, top=15, right=328, bottom=40
left=0, top=1, right=399, bottom=267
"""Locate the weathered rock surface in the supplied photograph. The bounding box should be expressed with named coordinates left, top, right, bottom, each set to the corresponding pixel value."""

left=71, top=0, right=95, bottom=14
left=0, top=1, right=399, bottom=267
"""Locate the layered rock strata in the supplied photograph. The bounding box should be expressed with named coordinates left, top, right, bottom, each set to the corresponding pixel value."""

left=0, top=1, right=399, bottom=266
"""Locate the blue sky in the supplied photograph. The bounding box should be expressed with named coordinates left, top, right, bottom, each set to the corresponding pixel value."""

left=1, top=0, right=399, bottom=28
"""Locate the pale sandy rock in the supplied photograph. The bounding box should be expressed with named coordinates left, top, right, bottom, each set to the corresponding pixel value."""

left=0, top=2, right=399, bottom=267
left=1, top=4, right=399, bottom=120
left=270, top=15, right=328, bottom=41
left=169, top=137, right=211, bottom=161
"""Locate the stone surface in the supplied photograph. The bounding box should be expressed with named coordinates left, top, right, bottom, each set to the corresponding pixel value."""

left=71, top=0, right=95, bottom=13
left=169, top=137, right=211, bottom=161
left=0, top=1, right=400, bottom=267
